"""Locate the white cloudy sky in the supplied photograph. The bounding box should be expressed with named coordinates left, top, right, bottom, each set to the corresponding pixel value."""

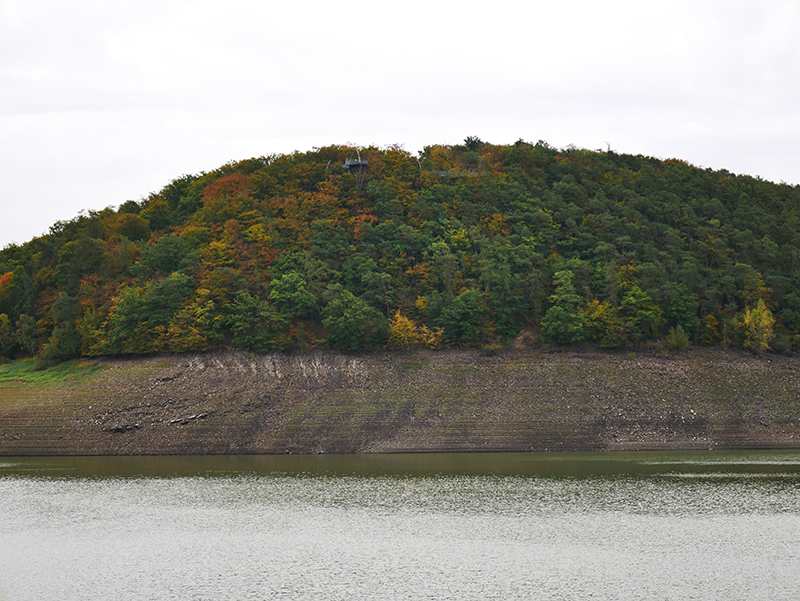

left=2, top=0, right=799, bottom=247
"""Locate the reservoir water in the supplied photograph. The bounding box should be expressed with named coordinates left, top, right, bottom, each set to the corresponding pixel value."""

left=1, top=451, right=799, bottom=600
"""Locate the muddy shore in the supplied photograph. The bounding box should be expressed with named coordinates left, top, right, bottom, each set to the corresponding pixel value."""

left=1, top=348, right=799, bottom=455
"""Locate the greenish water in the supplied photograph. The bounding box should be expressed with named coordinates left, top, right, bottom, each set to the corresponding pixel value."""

left=1, top=451, right=799, bottom=600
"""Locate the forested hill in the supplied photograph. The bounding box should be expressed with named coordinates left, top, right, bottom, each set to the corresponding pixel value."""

left=2, top=139, right=799, bottom=362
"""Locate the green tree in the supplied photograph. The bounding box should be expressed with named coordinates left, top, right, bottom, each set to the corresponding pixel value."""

left=56, top=237, right=108, bottom=294
left=360, top=270, right=393, bottom=317
left=620, top=284, right=664, bottom=341
left=108, top=273, right=195, bottom=353
left=224, top=291, right=289, bottom=351
left=664, top=284, right=700, bottom=337
left=135, top=234, right=192, bottom=275
left=322, top=290, right=388, bottom=350
left=429, top=241, right=459, bottom=299
left=40, top=294, right=82, bottom=361
left=542, top=270, right=585, bottom=344
left=269, top=272, right=317, bottom=320
left=464, top=136, right=484, bottom=151
left=309, top=220, right=350, bottom=261
left=15, top=313, right=39, bottom=356
left=139, top=197, right=171, bottom=231
left=271, top=251, right=331, bottom=302
left=665, top=324, right=690, bottom=350
left=0, top=314, right=15, bottom=359
left=437, top=289, right=488, bottom=345
left=476, top=242, right=533, bottom=340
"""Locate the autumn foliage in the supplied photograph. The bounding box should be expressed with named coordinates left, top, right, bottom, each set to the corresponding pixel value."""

left=0, top=139, right=798, bottom=361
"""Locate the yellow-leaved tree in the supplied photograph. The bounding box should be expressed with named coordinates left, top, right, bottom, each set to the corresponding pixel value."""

left=388, top=311, right=442, bottom=350
left=741, top=299, right=775, bottom=354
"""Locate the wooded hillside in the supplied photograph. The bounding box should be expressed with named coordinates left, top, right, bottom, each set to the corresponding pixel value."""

left=2, top=138, right=799, bottom=361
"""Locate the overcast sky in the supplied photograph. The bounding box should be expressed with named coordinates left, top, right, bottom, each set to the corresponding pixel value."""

left=2, top=0, right=799, bottom=248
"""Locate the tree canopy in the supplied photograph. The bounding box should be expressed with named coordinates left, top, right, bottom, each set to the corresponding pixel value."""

left=2, top=139, right=798, bottom=359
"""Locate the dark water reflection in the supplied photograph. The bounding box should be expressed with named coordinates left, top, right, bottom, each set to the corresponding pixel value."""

left=2, top=451, right=799, bottom=600
left=4, top=449, right=800, bottom=478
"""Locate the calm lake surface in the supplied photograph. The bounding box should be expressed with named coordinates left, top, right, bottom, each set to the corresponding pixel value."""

left=1, top=451, right=799, bottom=601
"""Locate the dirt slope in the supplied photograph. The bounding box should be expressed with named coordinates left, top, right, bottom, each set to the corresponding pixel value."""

left=1, top=348, right=799, bottom=455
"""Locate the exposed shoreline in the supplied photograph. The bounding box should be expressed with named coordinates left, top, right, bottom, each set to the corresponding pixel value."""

left=1, top=348, right=799, bottom=456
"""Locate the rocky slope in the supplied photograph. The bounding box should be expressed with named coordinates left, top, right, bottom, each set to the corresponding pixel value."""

left=1, top=348, right=799, bottom=455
